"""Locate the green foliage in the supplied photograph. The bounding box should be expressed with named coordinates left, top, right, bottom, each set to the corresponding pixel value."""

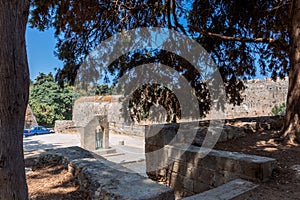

left=95, top=84, right=113, bottom=96
left=74, top=83, right=115, bottom=97
left=28, top=0, right=291, bottom=122
left=271, top=103, right=286, bottom=116
left=29, top=73, right=75, bottom=127
left=129, top=84, right=181, bottom=123
left=189, top=0, right=290, bottom=81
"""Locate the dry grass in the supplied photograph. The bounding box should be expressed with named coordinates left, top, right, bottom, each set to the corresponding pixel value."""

left=27, top=165, right=86, bottom=200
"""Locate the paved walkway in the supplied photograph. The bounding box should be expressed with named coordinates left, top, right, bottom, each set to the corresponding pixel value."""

left=23, top=133, right=146, bottom=176
left=23, top=133, right=145, bottom=151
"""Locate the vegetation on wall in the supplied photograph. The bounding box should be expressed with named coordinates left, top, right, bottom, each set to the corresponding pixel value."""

left=271, top=103, right=286, bottom=116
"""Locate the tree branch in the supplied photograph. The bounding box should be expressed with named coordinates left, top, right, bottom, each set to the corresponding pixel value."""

left=167, top=0, right=171, bottom=29
left=120, top=3, right=145, bottom=11
left=171, top=0, right=187, bottom=35
left=188, top=26, right=276, bottom=44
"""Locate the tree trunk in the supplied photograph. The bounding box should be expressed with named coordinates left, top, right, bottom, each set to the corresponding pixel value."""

left=0, top=1, right=30, bottom=199
left=283, top=0, right=300, bottom=144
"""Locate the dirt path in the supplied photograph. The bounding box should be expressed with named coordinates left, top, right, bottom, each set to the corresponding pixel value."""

left=214, top=130, right=300, bottom=200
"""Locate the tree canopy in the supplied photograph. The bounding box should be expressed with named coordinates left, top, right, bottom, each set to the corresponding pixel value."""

left=29, top=73, right=75, bottom=127
left=28, top=0, right=300, bottom=143
left=28, top=0, right=291, bottom=99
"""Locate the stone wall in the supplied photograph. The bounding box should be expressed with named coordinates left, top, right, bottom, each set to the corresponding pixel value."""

left=146, top=144, right=275, bottom=198
left=109, top=122, right=146, bottom=137
left=54, top=120, right=77, bottom=134
left=72, top=79, right=287, bottom=126
left=65, top=78, right=288, bottom=136
left=24, top=105, right=38, bottom=129
left=222, top=78, right=287, bottom=119
left=25, top=147, right=175, bottom=200
left=72, top=95, right=124, bottom=127
left=144, top=121, right=247, bottom=150
left=144, top=123, right=276, bottom=198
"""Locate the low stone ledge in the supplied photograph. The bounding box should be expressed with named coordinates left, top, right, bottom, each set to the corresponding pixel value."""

left=146, top=144, right=276, bottom=198
left=167, top=144, right=276, bottom=183
left=25, top=146, right=174, bottom=200
left=145, top=122, right=246, bottom=150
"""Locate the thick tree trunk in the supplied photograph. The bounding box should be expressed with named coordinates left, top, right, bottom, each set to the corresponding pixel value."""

left=283, top=0, right=300, bottom=144
left=0, top=1, right=30, bottom=199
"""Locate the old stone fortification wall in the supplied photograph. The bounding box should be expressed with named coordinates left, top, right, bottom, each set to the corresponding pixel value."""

left=223, top=78, right=287, bottom=119
left=72, top=78, right=288, bottom=124
left=57, top=78, right=287, bottom=135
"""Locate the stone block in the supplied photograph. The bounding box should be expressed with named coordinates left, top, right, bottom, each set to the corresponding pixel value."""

left=186, top=159, right=197, bottom=169
left=183, top=152, right=198, bottom=164
left=239, top=160, right=275, bottom=182
left=183, top=177, right=194, bottom=191
left=211, top=172, right=226, bottom=187
left=167, top=145, right=185, bottom=160
left=26, top=147, right=175, bottom=200
left=185, top=167, right=197, bottom=179
left=223, top=170, right=239, bottom=183
left=214, top=156, right=241, bottom=172
left=196, top=168, right=214, bottom=182
left=193, top=181, right=211, bottom=193
left=184, top=179, right=258, bottom=200
left=169, top=172, right=183, bottom=189
left=198, top=155, right=218, bottom=171
left=182, top=189, right=194, bottom=198
left=165, top=144, right=276, bottom=187
left=171, top=160, right=187, bottom=175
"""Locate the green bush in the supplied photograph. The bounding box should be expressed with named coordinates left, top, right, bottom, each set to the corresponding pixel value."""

left=271, top=103, right=286, bottom=116
left=29, top=73, right=76, bottom=127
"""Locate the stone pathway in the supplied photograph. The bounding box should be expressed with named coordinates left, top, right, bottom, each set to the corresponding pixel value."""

left=23, top=133, right=81, bottom=152
left=23, top=133, right=147, bottom=176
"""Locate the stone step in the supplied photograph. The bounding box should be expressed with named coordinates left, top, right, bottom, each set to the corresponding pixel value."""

left=101, top=152, right=125, bottom=157
left=166, top=144, right=276, bottom=183
left=93, top=148, right=117, bottom=155
left=182, top=179, right=258, bottom=200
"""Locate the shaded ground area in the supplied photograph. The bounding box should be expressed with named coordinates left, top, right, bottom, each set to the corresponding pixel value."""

left=26, top=129, right=300, bottom=199
left=27, top=165, right=87, bottom=200
left=214, top=130, right=300, bottom=200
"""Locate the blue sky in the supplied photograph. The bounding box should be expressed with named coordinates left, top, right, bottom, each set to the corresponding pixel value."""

left=26, top=27, right=267, bottom=81
left=26, top=27, right=63, bottom=80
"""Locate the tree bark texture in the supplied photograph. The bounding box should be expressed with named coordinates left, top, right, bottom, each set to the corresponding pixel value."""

left=0, top=1, right=30, bottom=199
left=284, top=0, right=300, bottom=143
